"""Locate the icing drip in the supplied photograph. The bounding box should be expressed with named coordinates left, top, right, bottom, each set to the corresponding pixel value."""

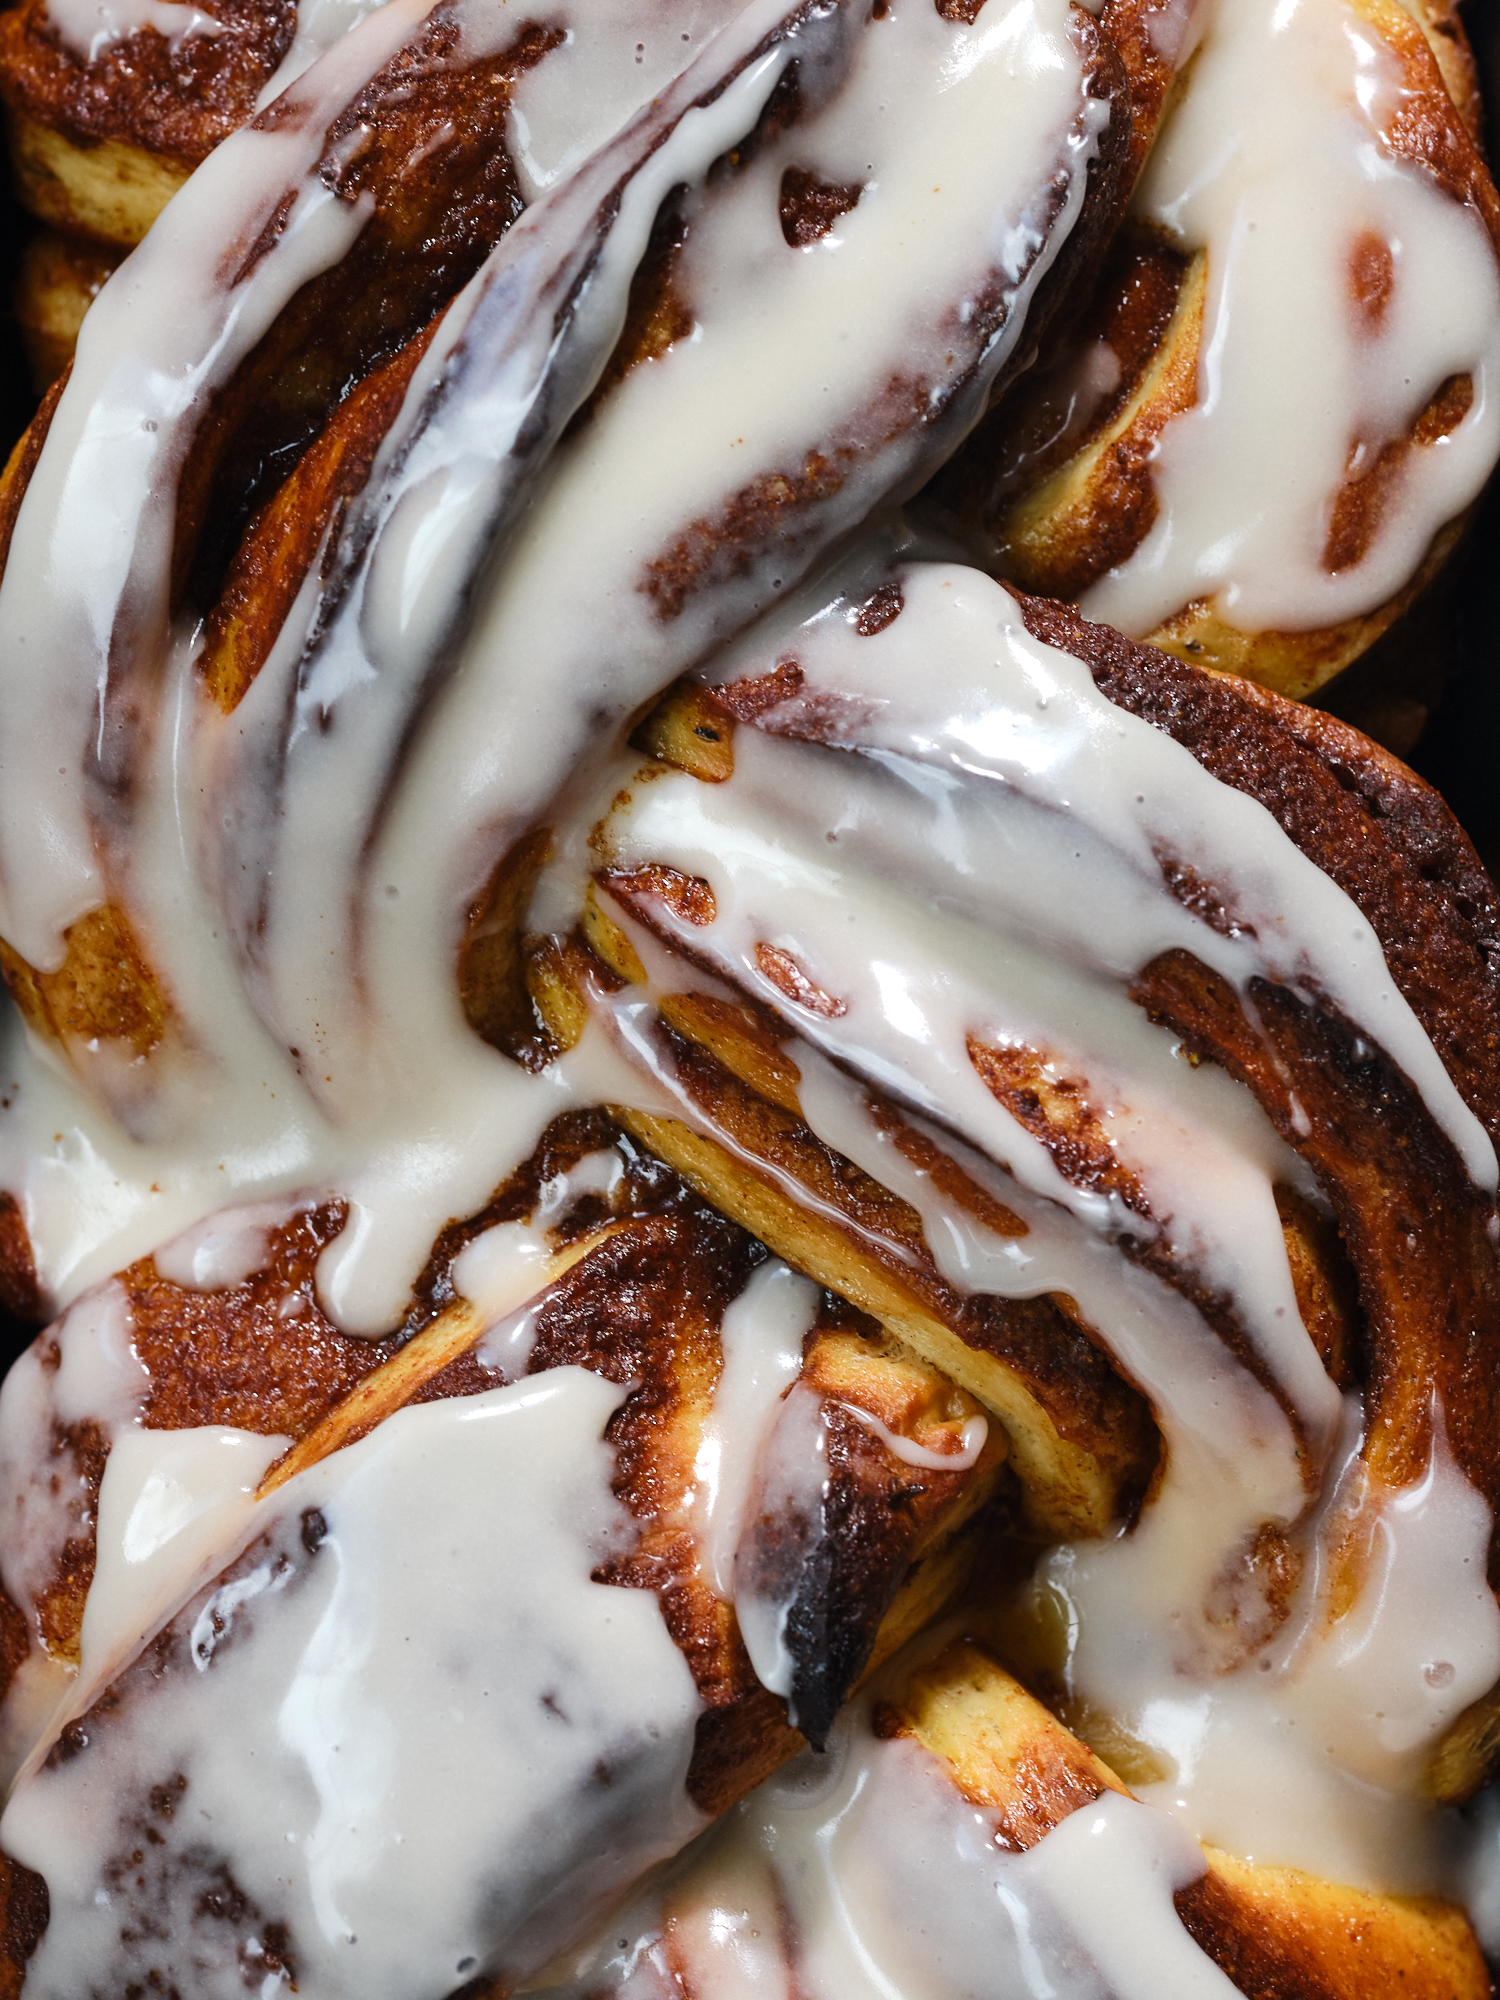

left=79, top=1424, right=288, bottom=1691
left=840, top=1402, right=988, bottom=1472
left=0, top=0, right=454, bottom=970
left=732, top=1379, right=829, bottom=1701
left=2, top=1371, right=705, bottom=1999
left=152, top=1197, right=310, bottom=1291
left=1039, top=1396, right=1500, bottom=1891
left=536, top=1690, right=1240, bottom=2000
left=0, top=1282, right=150, bottom=1777
left=1080, top=0, right=1500, bottom=636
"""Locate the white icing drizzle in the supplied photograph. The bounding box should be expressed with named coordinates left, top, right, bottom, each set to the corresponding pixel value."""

left=215, top=0, right=1102, bottom=1143
left=0, top=0, right=446, bottom=970
left=151, top=1196, right=308, bottom=1291
left=252, top=0, right=391, bottom=111
left=692, top=1256, right=815, bottom=1599
left=840, top=1402, right=988, bottom=1472
left=1080, top=0, right=1500, bottom=637
left=536, top=1686, right=1240, bottom=2000
left=0, top=0, right=1493, bottom=1976
left=0, top=1282, right=150, bottom=1780
left=41, top=1277, right=148, bottom=1431
left=504, top=0, right=752, bottom=203
left=0, top=0, right=1107, bottom=1339
left=573, top=554, right=1500, bottom=1886
left=597, top=560, right=1492, bottom=1371
left=732, top=1378, right=828, bottom=1700
left=2, top=1370, right=706, bottom=1999
left=1034, top=1396, right=1500, bottom=1893
left=78, top=1423, right=288, bottom=1692
left=44, top=0, right=221, bottom=64
left=448, top=1147, right=630, bottom=1369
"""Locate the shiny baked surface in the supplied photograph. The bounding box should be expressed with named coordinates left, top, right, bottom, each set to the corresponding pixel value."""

left=0, top=0, right=1494, bottom=1993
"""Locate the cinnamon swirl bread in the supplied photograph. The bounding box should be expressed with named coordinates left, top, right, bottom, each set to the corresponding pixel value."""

left=0, top=0, right=1493, bottom=1994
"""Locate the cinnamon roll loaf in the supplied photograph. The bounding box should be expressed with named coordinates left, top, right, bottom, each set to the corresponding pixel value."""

left=0, top=0, right=1493, bottom=1994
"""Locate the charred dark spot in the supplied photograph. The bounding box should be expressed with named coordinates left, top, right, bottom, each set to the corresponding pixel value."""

left=300, top=1508, right=327, bottom=1556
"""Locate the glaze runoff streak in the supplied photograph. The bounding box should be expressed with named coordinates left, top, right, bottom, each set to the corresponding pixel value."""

left=0, top=0, right=1493, bottom=1989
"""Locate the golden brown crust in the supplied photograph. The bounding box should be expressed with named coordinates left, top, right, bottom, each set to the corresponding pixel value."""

left=1097, top=0, right=1196, bottom=207
left=0, top=0, right=291, bottom=171
left=1274, top=1183, right=1361, bottom=1392
left=127, top=1202, right=380, bottom=1439
left=4, top=1113, right=1003, bottom=1921
left=881, top=1634, right=1128, bottom=1837
left=1014, top=595, right=1500, bottom=1137
left=966, top=1028, right=1304, bottom=1425
left=882, top=1636, right=1492, bottom=2000
left=1135, top=944, right=1500, bottom=1508
left=6, top=113, right=188, bottom=244
left=1178, top=1849, right=1494, bottom=2000
left=0, top=901, right=175, bottom=1063
left=1404, top=0, right=1484, bottom=141
left=29, top=1415, right=106, bottom=1669
left=583, top=1026, right=1158, bottom=1541
left=951, top=227, right=1199, bottom=571
left=0, top=1193, right=43, bottom=1326
left=41, top=0, right=1149, bottom=758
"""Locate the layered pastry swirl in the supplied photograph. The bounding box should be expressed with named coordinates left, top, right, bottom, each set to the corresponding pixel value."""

left=0, top=0, right=1494, bottom=1994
